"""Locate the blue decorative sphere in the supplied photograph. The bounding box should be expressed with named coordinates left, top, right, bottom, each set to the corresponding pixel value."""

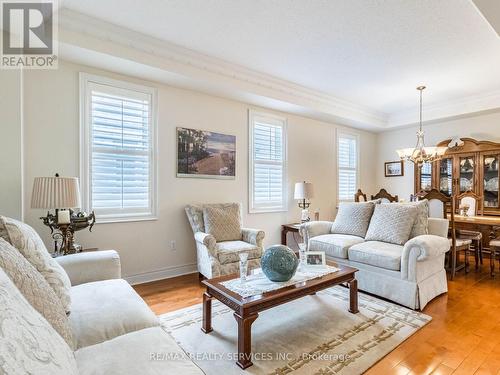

left=261, top=245, right=299, bottom=282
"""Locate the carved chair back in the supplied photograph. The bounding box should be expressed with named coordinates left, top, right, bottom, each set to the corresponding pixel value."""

left=418, top=189, right=457, bottom=246
left=456, top=190, right=482, bottom=216
left=354, top=189, right=367, bottom=202
left=370, top=188, right=399, bottom=203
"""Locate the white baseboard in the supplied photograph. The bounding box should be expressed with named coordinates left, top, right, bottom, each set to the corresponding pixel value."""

left=124, top=262, right=198, bottom=285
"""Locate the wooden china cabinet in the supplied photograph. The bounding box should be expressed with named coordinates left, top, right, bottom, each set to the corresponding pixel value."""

left=415, top=138, right=500, bottom=216
left=415, top=139, right=500, bottom=252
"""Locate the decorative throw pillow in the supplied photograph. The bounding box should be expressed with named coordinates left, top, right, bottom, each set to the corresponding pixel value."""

left=0, top=268, right=78, bottom=375
left=0, top=238, right=74, bottom=348
left=407, top=199, right=429, bottom=238
left=0, top=216, right=72, bottom=313
left=365, top=203, right=418, bottom=245
left=203, top=203, right=242, bottom=242
left=330, top=202, right=375, bottom=238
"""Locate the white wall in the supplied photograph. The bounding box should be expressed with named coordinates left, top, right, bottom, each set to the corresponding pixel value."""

left=20, top=60, right=378, bottom=282
left=0, top=69, right=23, bottom=220
left=376, top=111, right=500, bottom=200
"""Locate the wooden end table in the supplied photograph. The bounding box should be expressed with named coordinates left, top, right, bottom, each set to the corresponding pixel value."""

left=201, top=263, right=358, bottom=369
left=281, top=223, right=301, bottom=245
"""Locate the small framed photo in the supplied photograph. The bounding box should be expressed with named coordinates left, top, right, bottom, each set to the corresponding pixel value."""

left=385, top=161, right=404, bottom=177
left=305, top=251, right=326, bottom=266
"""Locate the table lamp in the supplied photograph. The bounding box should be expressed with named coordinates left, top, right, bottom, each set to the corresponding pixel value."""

left=294, top=181, right=314, bottom=222
left=31, top=174, right=95, bottom=255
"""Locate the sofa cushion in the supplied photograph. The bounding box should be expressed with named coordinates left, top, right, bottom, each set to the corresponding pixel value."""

left=330, top=202, right=375, bottom=237
left=216, top=240, right=260, bottom=264
left=203, top=203, right=242, bottom=242
left=0, top=268, right=78, bottom=375
left=348, top=241, right=403, bottom=271
left=364, top=204, right=417, bottom=245
left=428, top=217, right=449, bottom=238
left=75, top=327, right=202, bottom=375
left=0, top=216, right=72, bottom=313
left=0, top=238, right=74, bottom=348
left=69, top=279, right=159, bottom=349
left=308, top=234, right=365, bottom=259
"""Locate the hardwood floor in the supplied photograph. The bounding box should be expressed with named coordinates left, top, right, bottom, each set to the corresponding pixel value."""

left=133, top=260, right=500, bottom=375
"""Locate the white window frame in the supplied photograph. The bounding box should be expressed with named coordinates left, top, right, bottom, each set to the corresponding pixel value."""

left=79, top=73, right=158, bottom=223
left=248, top=110, right=288, bottom=213
left=336, top=130, right=360, bottom=202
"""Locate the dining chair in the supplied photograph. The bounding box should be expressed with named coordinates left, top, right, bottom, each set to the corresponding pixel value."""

left=354, top=189, right=367, bottom=202
left=370, top=188, right=399, bottom=203
left=418, top=189, right=471, bottom=279
left=455, top=190, right=483, bottom=270
left=489, top=226, right=500, bottom=277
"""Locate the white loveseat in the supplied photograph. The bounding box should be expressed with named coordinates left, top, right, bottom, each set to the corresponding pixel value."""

left=0, top=216, right=202, bottom=375
left=301, top=201, right=450, bottom=310
left=59, top=251, right=202, bottom=375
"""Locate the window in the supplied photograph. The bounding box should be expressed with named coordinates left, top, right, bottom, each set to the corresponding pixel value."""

left=337, top=132, right=359, bottom=201
left=249, top=110, right=287, bottom=213
left=80, top=73, right=157, bottom=222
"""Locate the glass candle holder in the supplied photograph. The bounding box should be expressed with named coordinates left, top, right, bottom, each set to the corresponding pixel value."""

left=298, top=243, right=307, bottom=267
left=239, top=252, right=249, bottom=282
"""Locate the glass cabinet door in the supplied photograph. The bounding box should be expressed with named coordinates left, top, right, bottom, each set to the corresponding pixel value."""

left=483, top=155, right=499, bottom=208
left=439, top=158, right=453, bottom=197
left=459, top=156, right=475, bottom=193
left=419, top=162, right=433, bottom=191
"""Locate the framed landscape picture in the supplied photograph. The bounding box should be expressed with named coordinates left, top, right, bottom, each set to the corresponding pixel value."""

left=385, top=160, right=404, bottom=177
left=177, top=127, right=236, bottom=179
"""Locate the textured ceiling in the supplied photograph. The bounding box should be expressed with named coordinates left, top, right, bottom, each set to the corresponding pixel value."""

left=61, top=0, right=500, bottom=116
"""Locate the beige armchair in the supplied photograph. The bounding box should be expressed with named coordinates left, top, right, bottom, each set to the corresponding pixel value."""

left=185, top=203, right=265, bottom=278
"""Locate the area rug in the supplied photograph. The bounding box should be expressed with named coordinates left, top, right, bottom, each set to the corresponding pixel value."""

left=159, top=286, right=431, bottom=375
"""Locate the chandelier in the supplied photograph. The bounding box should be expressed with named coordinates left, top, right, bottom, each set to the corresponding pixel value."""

left=396, top=86, right=447, bottom=167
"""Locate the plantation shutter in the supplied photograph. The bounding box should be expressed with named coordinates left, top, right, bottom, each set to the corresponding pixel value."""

left=338, top=134, right=358, bottom=201
left=87, top=81, right=155, bottom=219
left=250, top=113, right=286, bottom=212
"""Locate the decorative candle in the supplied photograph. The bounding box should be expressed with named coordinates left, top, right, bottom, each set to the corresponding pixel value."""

left=58, top=210, right=71, bottom=224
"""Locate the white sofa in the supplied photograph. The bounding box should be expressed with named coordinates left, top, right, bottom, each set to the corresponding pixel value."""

left=0, top=244, right=203, bottom=374
left=301, top=201, right=450, bottom=310
left=61, top=251, right=202, bottom=374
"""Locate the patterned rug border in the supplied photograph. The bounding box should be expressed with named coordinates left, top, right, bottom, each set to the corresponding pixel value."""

left=159, top=287, right=432, bottom=375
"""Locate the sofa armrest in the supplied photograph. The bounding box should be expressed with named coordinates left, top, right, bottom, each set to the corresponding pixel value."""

left=241, top=228, right=265, bottom=248
left=300, top=221, right=333, bottom=248
left=56, top=250, right=121, bottom=286
left=194, top=231, right=217, bottom=257
left=404, top=235, right=451, bottom=260
left=401, top=235, right=450, bottom=281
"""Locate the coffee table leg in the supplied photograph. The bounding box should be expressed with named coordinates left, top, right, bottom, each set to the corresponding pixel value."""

left=348, top=278, right=359, bottom=314
left=201, top=292, right=213, bottom=333
left=234, top=312, right=258, bottom=369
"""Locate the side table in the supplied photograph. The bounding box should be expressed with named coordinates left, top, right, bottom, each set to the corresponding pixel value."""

left=281, top=223, right=302, bottom=246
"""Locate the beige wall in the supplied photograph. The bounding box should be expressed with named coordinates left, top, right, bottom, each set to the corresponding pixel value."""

left=0, top=69, right=23, bottom=220
left=376, top=111, right=500, bottom=200
left=20, top=60, right=378, bottom=282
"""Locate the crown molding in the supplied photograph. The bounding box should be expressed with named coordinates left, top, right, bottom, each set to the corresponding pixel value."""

left=56, top=9, right=500, bottom=132
left=57, top=9, right=387, bottom=130
left=387, top=89, right=500, bottom=128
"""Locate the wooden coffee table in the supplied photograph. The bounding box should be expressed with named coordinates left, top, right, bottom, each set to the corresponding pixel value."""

left=201, top=263, right=358, bottom=369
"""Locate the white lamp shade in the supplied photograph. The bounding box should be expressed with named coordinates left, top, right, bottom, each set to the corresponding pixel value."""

left=31, top=177, right=81, bottom=209
left=294, top=182, right=314, bottom=200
